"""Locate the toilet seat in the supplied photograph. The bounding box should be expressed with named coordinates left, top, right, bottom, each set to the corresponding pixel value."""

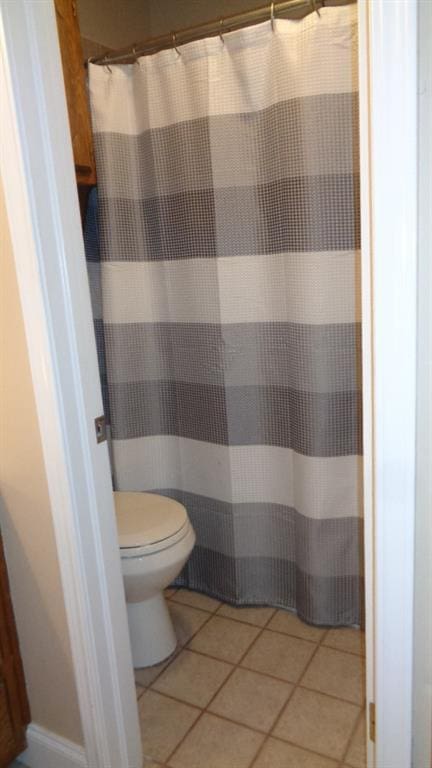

left=115, top=491, right=190, bottom=557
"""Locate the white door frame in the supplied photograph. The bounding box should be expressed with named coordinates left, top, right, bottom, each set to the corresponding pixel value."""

left=413, top=2, right=432, bottom=766
left=359, top=1, right=418, bottom=767
left=0, top=0, right=420, bottom=766
left=0, top=1, right=141, bottom=766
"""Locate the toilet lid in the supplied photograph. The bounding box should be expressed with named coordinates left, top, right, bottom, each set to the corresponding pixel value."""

left=114, top=492, right=188, bottom=548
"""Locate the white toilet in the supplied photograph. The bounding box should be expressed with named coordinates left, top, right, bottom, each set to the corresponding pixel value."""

left=114, top=491, right=196, bottom=668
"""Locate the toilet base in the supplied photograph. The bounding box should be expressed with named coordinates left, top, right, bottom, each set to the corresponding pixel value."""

left=127, top=592, right=177, bottom=668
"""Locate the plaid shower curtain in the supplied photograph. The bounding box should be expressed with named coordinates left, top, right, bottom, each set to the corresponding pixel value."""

left=88, top=4, right=362, bottom=625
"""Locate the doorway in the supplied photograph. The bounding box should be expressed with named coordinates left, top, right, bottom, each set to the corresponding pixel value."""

left=0, top=1, right=421, bottom=767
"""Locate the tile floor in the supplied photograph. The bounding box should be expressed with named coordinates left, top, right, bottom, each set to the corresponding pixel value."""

left=136, top=588, right=366, bottom=768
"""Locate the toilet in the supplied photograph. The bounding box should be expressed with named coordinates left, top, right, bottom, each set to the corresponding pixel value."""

left=114, top=491, right=196, bottom=668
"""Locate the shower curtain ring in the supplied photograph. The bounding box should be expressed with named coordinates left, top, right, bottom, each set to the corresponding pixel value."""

left=270, top=2, right=275, bottom=31
left=311, top=0, right=321, bottom=17
left=172, top=32, right=181, bottom=55
left=219, top=18, right=225, bottom=44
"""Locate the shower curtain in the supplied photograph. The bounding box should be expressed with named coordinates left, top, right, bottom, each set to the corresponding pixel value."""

left=88, top=4, right=362, bottom=626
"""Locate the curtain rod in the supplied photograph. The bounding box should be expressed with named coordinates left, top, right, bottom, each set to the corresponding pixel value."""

left=90, top=0, right=356, bottom=66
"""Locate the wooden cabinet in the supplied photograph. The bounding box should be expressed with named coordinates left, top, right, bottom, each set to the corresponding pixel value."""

left=0, top=537, right=30, bottom=767
left=54, top=0, right=96, bottom=186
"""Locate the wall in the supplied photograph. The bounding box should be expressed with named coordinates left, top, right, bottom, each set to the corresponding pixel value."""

left=147, top=0, right=265, bottom=39
left=0, top=178, right=83, bottom=746
left=77, top=0, right=150, bottom=53
left=77, top=0, right=263, bottom=52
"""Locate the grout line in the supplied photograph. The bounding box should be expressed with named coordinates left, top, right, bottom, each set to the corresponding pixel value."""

left=136, top=683, right=146, bottom=701
left=320, top=645, right=366, bottom=659
left=339, top=703, right=365, bottom=766
left=134, top=598, right=213, bottom=699
left=294, top=626, right=366, bottom=706
left=297, top=627, right=332, bottom=685
left=299, top=680, right=366, bottom=707
left=136, top=636, right=364, bottom=696
left=135, top=602, right=216, bottom=691
left=167, top=592, right=365, bottom=656
left=145, top=688, right=202, bottom=712
left=215, top=603, right=277, bottom=621
left=264, top=628, right=327, bottom=750
left=265, top=626, right=365, bottom=766
left=264, top=622, right=349, bottom=758
left=296, top=682, right=364, bottom=708
left=248, top=683, right=298, bottom=767
left=179, top=608, right=365, bottom=657
left=249, top=737, right=270, bottom=767
left=264, top=731, right=363, bottom=766
left=149, top=642, right=363, bottom=708
left=142, top=596, right=366, bottom=767
left=249, top=635, right=363, bottom=768
left=163, top=710, right=364, bottom=768
left=148, top=687, right=276, bottom=737
left=250, top=733, right=355, bottom=768
left=170, top=595, right=221, bottom=613
left=138, top=602, right=221, bottom=765
left=163, top=602, right=279, bottom=766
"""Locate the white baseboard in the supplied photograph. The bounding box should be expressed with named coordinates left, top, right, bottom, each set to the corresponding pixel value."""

left=19, top=723, right=87, bottom=768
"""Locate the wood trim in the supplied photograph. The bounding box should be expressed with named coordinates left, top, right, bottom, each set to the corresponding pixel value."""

left=0, top=536, right=30, bottom=765
left=54, top=0, right=96, bottom=186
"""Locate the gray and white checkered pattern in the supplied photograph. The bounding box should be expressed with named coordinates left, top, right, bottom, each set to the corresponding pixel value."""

left=88, top=5, right=363, bottom=625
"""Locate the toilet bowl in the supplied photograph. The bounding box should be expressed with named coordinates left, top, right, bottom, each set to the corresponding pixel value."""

left=114, top=491, right=196, bottom=668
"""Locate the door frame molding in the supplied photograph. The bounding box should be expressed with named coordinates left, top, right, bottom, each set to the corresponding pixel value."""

left=413, top=2, right=432, bottom=766
left=0, top=2, right=141, bottom=766
left=358, top=1, right=418, bottom=766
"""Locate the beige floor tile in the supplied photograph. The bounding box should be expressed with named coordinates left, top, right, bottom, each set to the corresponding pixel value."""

left=217, top=604, right=276, bottom=627
left=208, top=667, right=292, bottom=732
left=301, top=647, right=365, bottom=705
left=253, top=737, right=339, bottom=768
left=164, top=587, right=177, bottom=599
left=172, top=588, right=221, bottom=613
left=188, top=615, right=260, bottom=663
left=168, top=712, right=264, bottom=768
left=152, top=649, right=232, bottom=707
left=323, top=628, right=365, bottom=656
left=136, top=683, right=145, bottom=699
left=241, top=629, right=316, bottom=683
left=345, top=711, right=366, bottom=768
left=135, top=656, right=172, bottom=688
left=169, top=602, right=210, bottom=645
left=273, top=687, right=360, bottom=760
left=139, top=689, right=200, bottom=763
left=267, top=610, right=325, bottom=642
